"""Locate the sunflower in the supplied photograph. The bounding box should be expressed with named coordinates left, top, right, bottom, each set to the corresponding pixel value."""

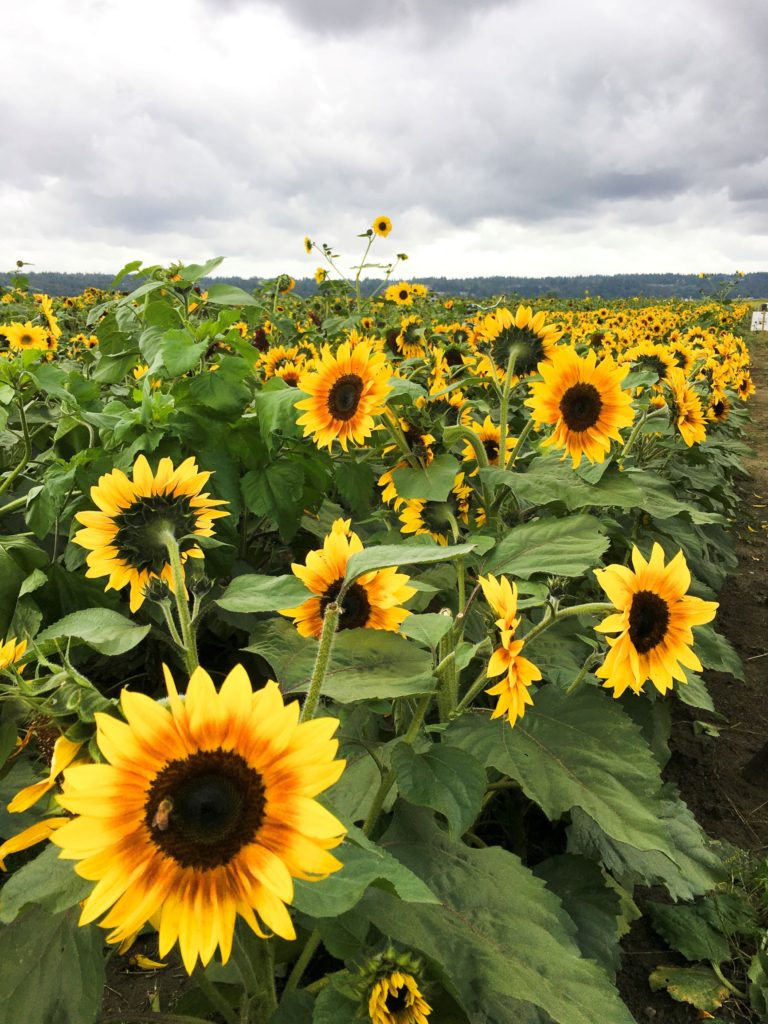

left=280, top=519, right=415, bottom=638
left=368, top=970, right=432, bottom=1024
left=0, top=635, right=27, bottom=672
left=384, top=282, right=414, bottom=306
left=315, top=267, right=327, bottom=285
left=525, top=347, right=635, bottom=467
left=666, top=368, right=707, bottom=446
left=39, top=294, right=62, bottom=341
left=4, top=321, right=50, bottom=352
left=707, top=391, right=731, bottom=424
left=372, top=216, right=392, bottom=238
left=479, top=574, right=541, bottom=726
left=295, top=341, right=392, bottom=451
left=52, top=664, right=346, bottom=973
left=476, top=305, right=563, bottom=377
left=460, top=416, right=516, bottom=474
left=73, top=455, right=229, bottom=613
left=594, top=543, right=718, bottom=698
left=304, top=236, right=312, bottom=254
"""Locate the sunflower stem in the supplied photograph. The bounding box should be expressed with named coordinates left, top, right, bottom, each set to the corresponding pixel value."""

left=497, top=349, right=519, bottom=471
left=301, top=601, right=340, bottom=722
left=158, top=600, right=184, bottom=649
left=506, top=415, right=535, bottom=470
left=362, top=691, right=432, bottom=837
left=519, top=601, right=614, bottom=647
left=160, top=533, right=199, bottom=674
left=457, top=666, right=491, bottom=710
left=193, top=965, right=238, bottom=1024
left=232, top=933, right=276, bottom=1024
left=0, top=494, right=28, bottom=518
left=354, top=234, right=374, bottom=311
left=283, top=929, right=323, bottom=996
left=436, top=630, right=459, bottom=721
left=0, top=396, right=32, bottom=500
left=565, top=652, right=601, bottom=695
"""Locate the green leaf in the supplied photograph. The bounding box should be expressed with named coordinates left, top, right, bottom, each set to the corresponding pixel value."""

left=36, top=609, right=151, bottom=657
left=483, top=459, right=643, bottom=512
left=0, top=905, right=105, bottom=1024
left=534, top=854, right=624, bottom=979
left=361, top=806, right=635, bottom=1024
left=312, top=977, right=359, bottom=1024
left=648, top=964, right=730, bottom=1013
left=334, top=459, right=376, bottom=517
left=400, top=612, right=453, bottom=648
left=177, top=256, right=224, bottom=284
left=0, top=549, right=27, bottom=639
left=252, top=383, right=303, bottom=451
left=391, top=454, right=461, bottom=501
left=484, top=514, right=609, bottom=578
left=676, top=672, right=715, bottom=712
left=241, top=462, right=305, bottom=541
left=205, top=282, right=260, bottom=306
left=647, top=901, right=730, bottom=963
left=391, top=742, right=486, bottom=838
left=749, top=951, right=768, bottom=1017
left=245, top=620, right=435, bottom=701
left=215, top=574, right=311, bottom=613
left=694, top=624, right=744, bottom=680
left=447, top=687, right=674, bottom=854
left=140, top=327, right=208, bottom=376
left=293, top=837, right=437, bottom=918
left=0, top=845, right=92, bottom=924
left=567, top=784, right=724, bottom=901
left=343, top=541, right=475, bottom=586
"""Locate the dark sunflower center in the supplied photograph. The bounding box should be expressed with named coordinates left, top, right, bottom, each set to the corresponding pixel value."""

left=320, top=579, right=372, bottom=630
left=113, top=493, right=199, bottom=575
left=398, top=289, right=409, bottom=301
left=482, top=437, right=500, bottom=461
left=280, top=370, right=300, bottom=386
left=378, top=221, right=387, bottom=232
left=559, top=383, right=603, bottom=432
left=491, top=327, right=545, bottom=375
left=712, top=400, right=725, bottom=418
left=20, top=334, right=33, bottom=345
left=385, top=985, right=409, bottom=1012
left=145, top=749, right=265, bottom=869
left=327, top=374, right=364, bottom=420
left=628, top=590, right=670, bottom=654
left=444, top=346, right=463, bottom=366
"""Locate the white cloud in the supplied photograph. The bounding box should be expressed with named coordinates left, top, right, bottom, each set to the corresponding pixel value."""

left=1, top=0, right=765, bottom=276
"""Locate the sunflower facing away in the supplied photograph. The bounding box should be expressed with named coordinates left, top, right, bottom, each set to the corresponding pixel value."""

left=52, top=664, right=346, bottom=973
left=479, top=574, right=541, bottom=726
left=477, top=304, right=563, bottom=377
left=525, top=346, right=635, bottom=467
left=295, top=341, right=392, bottom=451
left=594, top=543, right=718, bottom=698
left=666, top=367, right=707, bottom=446
left=281, top=518, right=415, bottom=638
left=73, top=455, right=229, bottom=613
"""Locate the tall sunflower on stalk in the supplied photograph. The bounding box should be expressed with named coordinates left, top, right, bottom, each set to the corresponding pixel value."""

left=73, top=455, right=229, bottom=613
left=525, top=346, right=635, bottom=467
left=51, top=664, right=347, bottom=973
left=478, top=574, right=541, bottom=725
left=295, top=341, right=392, bottom=451
left=594, top=543, right=717, bottom=697
left=665, top=367, right=707, bottom=446
left=280, top=518, right=415, bottom=638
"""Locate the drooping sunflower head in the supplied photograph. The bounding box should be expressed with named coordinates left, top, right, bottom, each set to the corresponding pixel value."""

left=53, top=664, right=346, bottom=973
left=524, top=346, right=635, bottom=467
left=372, top=215, right=392, bottom=237
left=295, top=341, right=392, bottom=451
left=461, top=416, right=516, bottom=474
left=368, top=970, right=432, bottom=1024
left=665, top=368, right=707, bottom=447
left=304, top=235, right=313, bottom=254
left=594, top=543, right=718, bottom=698
left=281, top=519, right=415, bottom=637
left=73, top=455, right=229, bottom=613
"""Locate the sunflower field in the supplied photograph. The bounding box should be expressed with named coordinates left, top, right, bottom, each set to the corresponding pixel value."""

left=0, top=224, right=757, bottom=1024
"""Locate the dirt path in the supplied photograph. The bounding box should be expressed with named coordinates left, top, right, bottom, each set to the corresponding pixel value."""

left=619, top=331, right=768, bottom=1022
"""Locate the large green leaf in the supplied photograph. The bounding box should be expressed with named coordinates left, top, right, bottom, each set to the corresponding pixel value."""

left=649, top=964, right=730, bottom=1013
left=343, top=541, right=475, bottom=586
left=35, top=609, right=150, bottom=657
left=391, top=742, right=486, bottom=838
left=215, top=574, right=311, bottom=613
left=246, top=620, right=435, bottom=701
left=252, top=382, right=303, bottom=451
left=694, top=624, right=744, bottom=680
left=567, top=784, right=724, bottom=900
left=391, top=453, right=461, bottom=501
left=483, top=460, right=643, bottom=511
left=292, top=836, right=437, bottom=918
left=205, top=282, right=260, bottom=306
left=0, top=844, right=92, bottom=923
left=0, top=905, right=105, bottom=1024
left=361, top=806, right=635, bottom=1024
left=241, top=462, right=305, bottom=541
left=534, top=854, right=624, bottom=979
left=483, top=515, right=609, bottom=578
left=647, top=902, right=730, bottom=963
left=447, top=687, right=672, bottom=854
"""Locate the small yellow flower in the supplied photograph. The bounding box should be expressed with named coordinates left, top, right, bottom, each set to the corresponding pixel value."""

left=372, top=216, right=392, bottom=237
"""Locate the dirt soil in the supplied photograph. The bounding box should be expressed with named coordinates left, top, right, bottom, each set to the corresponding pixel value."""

left=619, top=331, right=768, bottom=1024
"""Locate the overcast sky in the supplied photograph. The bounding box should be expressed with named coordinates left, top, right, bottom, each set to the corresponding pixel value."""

left=2, top=0, right=766, bottom=279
